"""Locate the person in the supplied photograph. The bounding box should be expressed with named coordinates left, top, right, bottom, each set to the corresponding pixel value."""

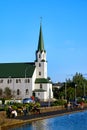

left=80, top=101, right=84, bottom=109
left=22, top=105, right=27, bottom=116
left=67, top=102, right=71, bottom=110
left=6, top=106, right=13, bottom=118
left=11, top=110, right=17, bottom=117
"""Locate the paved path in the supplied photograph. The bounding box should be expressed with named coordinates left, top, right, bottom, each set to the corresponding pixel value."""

left=15, top=107, right=87, bottom=121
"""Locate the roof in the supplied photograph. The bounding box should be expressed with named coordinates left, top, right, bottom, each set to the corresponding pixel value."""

left=35, top=78, right=51, bottom=84
left=33, top=89, right=46, bottom=92
left=0, top=62, right=35, bottom=78
left=37, top=24, right=45, bottom=52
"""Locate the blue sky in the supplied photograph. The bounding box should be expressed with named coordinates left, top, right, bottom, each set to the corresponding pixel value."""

left=0, top=0, right=87, bottom=82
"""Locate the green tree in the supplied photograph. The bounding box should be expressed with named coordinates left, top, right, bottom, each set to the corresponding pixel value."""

left=4, top=87, right=12, bottom=99
left=0, top=88, right=3, bottom=98
left=72, top=72, right=87, bottom=97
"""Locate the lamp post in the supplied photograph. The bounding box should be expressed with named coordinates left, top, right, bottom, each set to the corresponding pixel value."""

left=75, top=84, right=77, bottom=102
left=48, top=86, right=51, bottom=107
left=84, top=84, right=86, bottom=97
left=65, top=82, right=67, bottom=100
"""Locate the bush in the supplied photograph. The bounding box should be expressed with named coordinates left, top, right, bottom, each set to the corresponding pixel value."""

left=2, top=98, right=5, bottom=105
left=52, top=99, right=66, bottom=106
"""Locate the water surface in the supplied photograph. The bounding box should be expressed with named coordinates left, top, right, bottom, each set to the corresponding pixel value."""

left=10, top=111, right=87, bottom=130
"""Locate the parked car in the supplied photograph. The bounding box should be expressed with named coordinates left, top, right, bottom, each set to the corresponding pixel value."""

left=22, top=98, right=34, bottom=104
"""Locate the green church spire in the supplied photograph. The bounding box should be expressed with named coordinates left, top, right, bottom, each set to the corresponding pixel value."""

left=37, top=24, right=45, bottom=52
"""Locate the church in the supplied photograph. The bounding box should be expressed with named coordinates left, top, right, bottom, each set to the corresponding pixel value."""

left=0, top=24, right=53, bottom=101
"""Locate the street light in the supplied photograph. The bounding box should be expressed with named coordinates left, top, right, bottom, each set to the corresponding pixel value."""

left=84, top=84, right=86, bottom=97
left=65, top=82, right=67, bottom=100
left=48, top=83, right=51, bottom=107
left=75, top=84, right=77, bottom=101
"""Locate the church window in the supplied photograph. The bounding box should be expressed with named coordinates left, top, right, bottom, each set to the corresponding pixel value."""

left=40, top=84, right=42, bottom=89
left=39, top=63, right=41, bottom=67
left=28, top=79, right=30, bottom=83
left=26, top=89, right=29, bottom=95
left=25, top=79, right=27, bottom=83
left=39, top=54, right=41, bottom=58
left=39, top=72, right=41, bottom=75
left=19, top=79, right=21, bottom=83
left=0, top=79, right=3, bottom=83
left=17, top=89, right=20, bottom=95
left=16, top=79, right=21, bottom=83
left=7, top=79, right=12, bottom=84
left=16, top=79, right=18, bottom=83
left=25, top=79, right=30, bottom=83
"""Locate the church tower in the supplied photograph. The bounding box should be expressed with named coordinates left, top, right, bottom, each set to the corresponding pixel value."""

left=35, top=24, right=47, bottom=79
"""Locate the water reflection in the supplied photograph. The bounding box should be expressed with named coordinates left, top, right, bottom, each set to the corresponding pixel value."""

left=10, top=111, right=87, bottom=130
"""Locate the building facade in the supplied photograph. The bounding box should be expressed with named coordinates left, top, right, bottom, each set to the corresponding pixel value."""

left=0, top=24, right=53, bottom=101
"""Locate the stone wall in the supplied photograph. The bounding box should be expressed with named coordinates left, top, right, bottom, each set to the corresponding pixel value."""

left=40, top=105, right=65, bottom=113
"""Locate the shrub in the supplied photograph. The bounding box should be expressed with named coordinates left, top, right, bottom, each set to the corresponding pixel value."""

left=52, top=99, right=66, bottom=106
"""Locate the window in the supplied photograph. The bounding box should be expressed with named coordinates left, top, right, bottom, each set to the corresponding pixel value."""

left=39, top=72, right=41, bottom=75
left=17, top=89, right=20, bottom=95
left=26, top=89, right=29, bottom=95
left=16, top=79, right=18, bottom=83
left=25, top=79, right=30, bottom=83
left=28, top=79, right=30, bottom=83
left=16, top=79, right=21, bottom=83
left=7, top=79, right=12, bottom=84
left=0, top=79, right=3, bottom=83
left=39, top=54, right=41, bottom=58
left=39, top=63, right=41, bottom=67
left=40, top=84, right=42, bottom=89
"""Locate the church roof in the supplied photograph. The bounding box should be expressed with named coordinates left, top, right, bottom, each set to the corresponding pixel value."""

left=35, top=78, right=51, bottom=83
left=0, top=62, right=35, bottom=78
left=37, top=24, right=45, bottom=52
left=33, top=89, right=46, bottom=92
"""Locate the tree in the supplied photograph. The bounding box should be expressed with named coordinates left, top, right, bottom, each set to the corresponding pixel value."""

left=4, top=87, right=12, bottom=99
left=72, top=72, right=87, bottom=97
left=0, top=88, right=3, bottom=98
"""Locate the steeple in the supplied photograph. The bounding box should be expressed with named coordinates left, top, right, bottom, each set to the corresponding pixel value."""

left=37, top=24, right=45, bottom=52
left=35, top=23, right=47, bottom=79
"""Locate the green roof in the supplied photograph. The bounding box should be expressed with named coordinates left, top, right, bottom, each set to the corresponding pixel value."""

left=37, top=24, right=45, bottom=52
left=35, top=78, right=50, bottom=83
left=0, top=62, right=35, bottom=78
left=34, top=89, right=46, bottom=92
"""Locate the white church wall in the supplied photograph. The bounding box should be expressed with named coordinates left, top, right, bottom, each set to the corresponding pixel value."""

left=35, top=91, right=47, bottom=101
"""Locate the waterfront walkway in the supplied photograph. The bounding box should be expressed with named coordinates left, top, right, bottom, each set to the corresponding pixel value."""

left=1, top=107, right=87, bottom=130
left=15, top=107, right=87, bottom=121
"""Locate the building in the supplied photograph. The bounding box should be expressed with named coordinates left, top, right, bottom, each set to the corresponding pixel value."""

left=0, top=24, right=53, bottom=101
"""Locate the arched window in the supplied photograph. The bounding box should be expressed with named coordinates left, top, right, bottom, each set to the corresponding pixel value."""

left=40, top=84, right=42, bottom=89
left=39, top=72, right=41, bottom=75
left=17, top=89, right=20, bottom=95
left=39, top=54, right=41, bottom=58
left=27, top=79, right=30, bottom=83
left=26, top=89, right=29, bottom=95
left=39, top=63, right=41, bottom=67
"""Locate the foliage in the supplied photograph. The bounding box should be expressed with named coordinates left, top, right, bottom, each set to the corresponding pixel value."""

left=0, top=88, right=3, bottom=98
left=2, top=98, right=5, bottom=104
left=4, top=87, right=12, bottom=99
left=52, top=99, right=66, bottom=106
left=53, top=72, right=87, bottom=101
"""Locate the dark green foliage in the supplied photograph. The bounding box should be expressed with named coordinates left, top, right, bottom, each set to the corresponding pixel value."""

left=53, top=72, right=87, bottom=101
left=52, top=99, right=66, bottom=106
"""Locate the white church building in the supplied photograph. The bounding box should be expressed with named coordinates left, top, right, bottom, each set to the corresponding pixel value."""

left=0, top=24, right=53, bottom=101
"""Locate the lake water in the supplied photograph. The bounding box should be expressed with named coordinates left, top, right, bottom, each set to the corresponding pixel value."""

left=10, top=110, right=87, bottom=130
